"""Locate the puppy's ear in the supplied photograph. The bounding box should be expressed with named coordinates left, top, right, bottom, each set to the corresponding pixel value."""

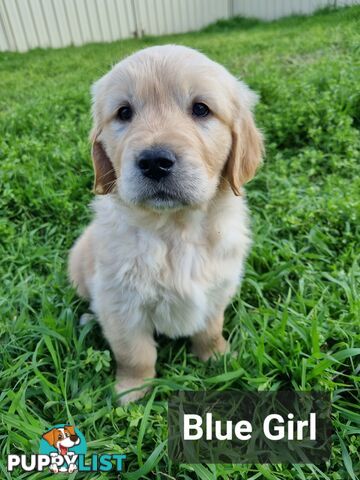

left=42, top=429, right=56, bottom=446
left=226, top=84, right=264, bottom=195
left=91, top=129, right=117, bottom=195
left=90, top=76, right=117, bottom=195
left=64, top=425, right=76, bottom=436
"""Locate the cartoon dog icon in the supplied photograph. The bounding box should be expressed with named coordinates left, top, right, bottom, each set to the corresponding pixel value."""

left=42, top=425, right=80, bottom=473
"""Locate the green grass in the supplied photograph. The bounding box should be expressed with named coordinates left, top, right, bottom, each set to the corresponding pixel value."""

left=1, top=5, right=360, bottom=479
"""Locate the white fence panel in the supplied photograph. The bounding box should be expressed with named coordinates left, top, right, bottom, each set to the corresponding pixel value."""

left=134, top=0, right=228, bottom=36
left=0, top=0, right=357, bottom=52
left=233, top=0, right=356, bottom=20
left=234, top=0, right=328, bottom=20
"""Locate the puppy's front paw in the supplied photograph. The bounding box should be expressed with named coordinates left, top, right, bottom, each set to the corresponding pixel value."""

left=192, top=335, right=229, bottom=362
left=115, top=377, right=150, bottom=405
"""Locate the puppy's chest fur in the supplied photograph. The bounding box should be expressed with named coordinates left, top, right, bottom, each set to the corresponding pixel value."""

left=92, top=195, right=250, bottom=338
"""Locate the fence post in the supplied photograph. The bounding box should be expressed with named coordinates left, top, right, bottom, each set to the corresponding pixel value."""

left=228, top=0, right=235, bottom=18
left=131, top=0, right=142, bottom=38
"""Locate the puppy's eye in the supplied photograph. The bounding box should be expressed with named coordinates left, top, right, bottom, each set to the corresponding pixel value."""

left=117, top=106, right=133, bottom=122
left=192, top=102, right=210, bottom=118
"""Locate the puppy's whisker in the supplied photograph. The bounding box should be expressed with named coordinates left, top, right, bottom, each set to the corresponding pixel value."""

left=102, top=179, right=117, bottom=190
left=97, top=170, right=116, bottom=181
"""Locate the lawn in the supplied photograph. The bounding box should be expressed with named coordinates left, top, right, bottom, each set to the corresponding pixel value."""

left=1, top=5, right=360, bottom=480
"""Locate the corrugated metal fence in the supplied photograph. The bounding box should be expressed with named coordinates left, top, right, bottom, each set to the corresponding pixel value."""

left=0, top=0, right=356, bottom=52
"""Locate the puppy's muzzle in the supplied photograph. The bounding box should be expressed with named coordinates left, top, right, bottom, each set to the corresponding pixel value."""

left=137, top=147, right=176, bottom=181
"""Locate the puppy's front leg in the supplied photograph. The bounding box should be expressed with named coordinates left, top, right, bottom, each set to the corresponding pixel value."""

left=191, top=313, right=228, bottom=362
left=103, top=322, right=157, bottom=405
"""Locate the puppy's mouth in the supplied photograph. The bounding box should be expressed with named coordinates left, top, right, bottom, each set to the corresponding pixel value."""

left=60, top=445, right=68, bottom=455
left=144, top=190, right=188, bottom=209
left=151, top=190, right=179, bottom=201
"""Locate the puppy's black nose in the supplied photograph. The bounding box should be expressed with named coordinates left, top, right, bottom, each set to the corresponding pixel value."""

left=137, top=147, right=176, bottom=180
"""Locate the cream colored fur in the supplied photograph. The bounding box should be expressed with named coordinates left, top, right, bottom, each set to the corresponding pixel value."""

left=69, top=45, right=263, bottom=404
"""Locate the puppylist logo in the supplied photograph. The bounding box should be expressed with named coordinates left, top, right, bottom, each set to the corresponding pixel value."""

left=7, top=424, right=126, bottom=474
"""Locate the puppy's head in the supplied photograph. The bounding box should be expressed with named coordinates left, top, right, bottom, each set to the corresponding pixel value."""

left=91, top=45, right=263, bottom=209
left=42, top=426, right=80, bottom=453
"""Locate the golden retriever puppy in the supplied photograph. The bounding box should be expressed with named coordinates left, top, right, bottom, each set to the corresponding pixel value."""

left=69, top=45, right=263, bottom=404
